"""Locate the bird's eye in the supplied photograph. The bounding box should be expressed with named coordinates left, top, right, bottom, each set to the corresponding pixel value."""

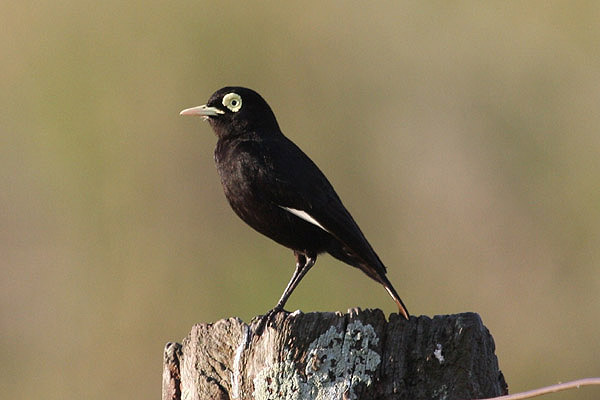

left=222, top=93, right=242, bottom=112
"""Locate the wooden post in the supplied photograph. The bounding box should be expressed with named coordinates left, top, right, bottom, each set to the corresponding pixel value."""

left=162, top=309, right=507, bottom=400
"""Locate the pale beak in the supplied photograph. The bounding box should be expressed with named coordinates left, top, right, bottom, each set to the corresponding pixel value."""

left=179, top=105, right=224, bottom=119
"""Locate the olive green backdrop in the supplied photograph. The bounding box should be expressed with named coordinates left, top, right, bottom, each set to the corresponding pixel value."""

left=2, top=2, right=599, bottom=399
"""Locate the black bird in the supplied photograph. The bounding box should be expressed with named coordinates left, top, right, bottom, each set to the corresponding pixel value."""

left=180, top=87, right=409, bottom=320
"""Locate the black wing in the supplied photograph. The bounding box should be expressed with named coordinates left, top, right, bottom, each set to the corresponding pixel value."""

left=262, top=135, right=388, bottom=277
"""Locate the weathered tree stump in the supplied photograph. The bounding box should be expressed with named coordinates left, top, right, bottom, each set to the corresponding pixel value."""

left=162, top=309, right=507, bottom=400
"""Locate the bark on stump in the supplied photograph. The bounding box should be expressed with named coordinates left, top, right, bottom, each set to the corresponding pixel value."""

left=162, top=309, right=507, bottom=400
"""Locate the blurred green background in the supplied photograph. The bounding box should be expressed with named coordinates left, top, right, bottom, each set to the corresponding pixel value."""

left=2, top=2, right=599, bottom=399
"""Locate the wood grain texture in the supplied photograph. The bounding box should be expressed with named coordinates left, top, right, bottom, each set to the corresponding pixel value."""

left=162, top=309, right=507, bottom=400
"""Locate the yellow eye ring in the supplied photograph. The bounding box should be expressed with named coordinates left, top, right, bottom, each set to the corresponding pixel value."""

left=223, top=93, right=242, bottom=112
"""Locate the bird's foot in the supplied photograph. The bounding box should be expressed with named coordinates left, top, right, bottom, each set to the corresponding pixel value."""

left=254, top=306, right=286, bottom=336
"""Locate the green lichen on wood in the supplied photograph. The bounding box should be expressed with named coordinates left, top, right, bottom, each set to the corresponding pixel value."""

left=253, top=320, right=381, bottom=400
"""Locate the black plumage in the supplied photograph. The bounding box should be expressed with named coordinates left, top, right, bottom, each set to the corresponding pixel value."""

left=180, top=87, right=409, bottom=320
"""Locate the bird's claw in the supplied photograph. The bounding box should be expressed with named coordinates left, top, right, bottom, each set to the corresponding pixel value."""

left=254, top=307, right=285, bottom=336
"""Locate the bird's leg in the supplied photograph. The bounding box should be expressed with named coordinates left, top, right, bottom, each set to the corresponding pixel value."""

left=272, top=252, right=316, bottom=312
left=255, top=252, right=316, bottom=335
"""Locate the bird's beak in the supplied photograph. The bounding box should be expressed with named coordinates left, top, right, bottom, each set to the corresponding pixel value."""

left=179, top=105, right=224, bottom=119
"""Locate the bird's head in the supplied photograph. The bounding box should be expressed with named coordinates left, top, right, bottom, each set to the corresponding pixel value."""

left=180, top=87, right=280, bottom=138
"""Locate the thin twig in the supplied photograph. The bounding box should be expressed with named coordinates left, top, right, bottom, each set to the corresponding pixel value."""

left=480, top=377, right=600, bottom=400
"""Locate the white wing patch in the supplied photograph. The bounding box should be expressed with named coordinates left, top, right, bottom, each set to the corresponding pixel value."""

left=279, top=206, right=330, bottom=233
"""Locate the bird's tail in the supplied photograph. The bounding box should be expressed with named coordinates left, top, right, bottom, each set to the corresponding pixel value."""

left=380, top=275, right=410, bottom=320
left=327, top=245, right=410, bottom=319
left=361, top=265, right=410, bottom=320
